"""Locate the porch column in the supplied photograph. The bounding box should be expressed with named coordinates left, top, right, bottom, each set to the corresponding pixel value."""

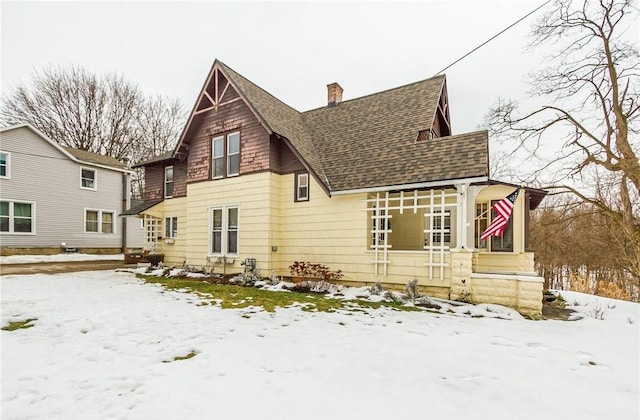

left=455, top=183, right=469, bottom=249
left=465, top=185, right=487, bottom=250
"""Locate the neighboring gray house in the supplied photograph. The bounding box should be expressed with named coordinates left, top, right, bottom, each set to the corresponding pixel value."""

left=0, top=124, right=134, bottom=254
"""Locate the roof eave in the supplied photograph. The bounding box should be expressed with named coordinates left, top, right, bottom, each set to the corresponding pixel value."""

left=330, top=176, right=489, bottom=196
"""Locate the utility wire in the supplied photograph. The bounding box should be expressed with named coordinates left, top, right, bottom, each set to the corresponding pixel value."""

left=433, top=0, right=551, bottom=77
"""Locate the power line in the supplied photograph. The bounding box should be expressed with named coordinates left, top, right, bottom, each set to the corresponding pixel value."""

left=433, top=0, right=551, bottom=77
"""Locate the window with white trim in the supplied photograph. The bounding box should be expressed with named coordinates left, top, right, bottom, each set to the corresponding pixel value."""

left=80, top=168, right=96, bottom=190
left=164, top=166, right=174, bottom=198
left=0, top=151, right=10, bottom=179
left=165, top=216, right=178, bottom=238
left=295, top=172, right=309, bottom=202
left=0, top=200, right=34, bottom=234
left=211, top=131, right=240, bottom=178
left=490, top=199, right=514, bottom=252
left=474, top=201, right=514, bottom=252
left=85, top=209, right=115, bottom=233
left=210, top=205, right=239, bottom=255
left=475, top=203, right=488, bottom=249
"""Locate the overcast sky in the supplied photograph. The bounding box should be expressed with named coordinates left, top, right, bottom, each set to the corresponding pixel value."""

left=2, top=1, right=547, bottom=135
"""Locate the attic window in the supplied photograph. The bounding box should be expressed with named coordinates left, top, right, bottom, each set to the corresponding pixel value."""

left=416, top=129, right=436, bottom=142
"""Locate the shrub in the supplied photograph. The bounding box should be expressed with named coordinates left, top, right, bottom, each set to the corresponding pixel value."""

left=286, top=280, right=342, bottom=294
left=404, top=277, right=420, bottom=302
left=368, top=280, right=385, bottom=295
left=289, top=262, right=344, bottom=282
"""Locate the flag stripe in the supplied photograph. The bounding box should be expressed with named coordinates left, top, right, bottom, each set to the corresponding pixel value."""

left=480, top=188, right=520, bottom=241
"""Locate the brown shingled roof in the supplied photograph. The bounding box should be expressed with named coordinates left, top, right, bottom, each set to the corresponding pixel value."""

left=63, top=147, right=129, bottom=170
left=167, top=60, right=489, bottom=193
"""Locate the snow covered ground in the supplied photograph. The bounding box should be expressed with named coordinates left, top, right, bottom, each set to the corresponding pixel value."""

left=0, top=253, right=123, bottom=265
left=1, top=268, right=638, bottom=420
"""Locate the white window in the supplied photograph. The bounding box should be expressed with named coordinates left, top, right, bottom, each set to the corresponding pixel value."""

left=164, top=166, right=174, bottom=198
left=85, top=209, right=115, bottom=233
left=210, top=205, right=239, bottom=255
left=80, top=168, right=96, bottom=190
left=475, top=203, right=489, bottom=249
left=211, top=131, right=240, bottom=178
left=0, top=151, right=10, bottom=179
left=0, top=200, right=35, bottom=234
left=296, top=173, right=309, bottom=202
left=227, top=132, right=240, bottom=176
left=212, top=136, right=224, bottom=178
left=165, top=216, right=178, bottom=238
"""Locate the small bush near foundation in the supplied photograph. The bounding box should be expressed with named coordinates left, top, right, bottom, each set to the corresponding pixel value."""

left=289, top=262, right=343, bottom=282
left=368, top=281, right=385, bottom=295
left=384, top=290, right=406, bottom=304
left=286, top=280, right=342, bottom=294
left=415, top=296, right=441, bottom=310
left=230, top=271, right=262, bottom=286
left=404, top=277, right=420, bottom=302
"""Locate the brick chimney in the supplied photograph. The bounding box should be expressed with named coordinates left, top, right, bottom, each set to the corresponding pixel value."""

left=327, top=82, right=343, bottom=107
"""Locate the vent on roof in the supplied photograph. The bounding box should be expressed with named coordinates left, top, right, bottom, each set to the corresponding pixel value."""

left=327, top=82, right=343, bottom=107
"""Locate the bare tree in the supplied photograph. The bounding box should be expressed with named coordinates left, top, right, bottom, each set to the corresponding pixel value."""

left=0, top=65, right=184, bottom=198
left=487, top=0, right=640, bottom=281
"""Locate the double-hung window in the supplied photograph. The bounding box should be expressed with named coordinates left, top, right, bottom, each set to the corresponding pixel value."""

left=81, top=168, right=96, bottom=190
left=165, top=216, right=178, bottom=238
left=210, top=206, right=239, bottom=255
left=0, top=151, right=10, bottom=178
left=85, top=209, right=115, bottom=234
left=211, top=131, right=240, bottom=178
left=490, top=199, right=513, bottom=252
left=295, top=172, right=309, bottom=202
left=164, top=166, right=174, bottom=198
left=474, top=202, right=513, bottom=252
left=0, top=200, right=34, bottom=234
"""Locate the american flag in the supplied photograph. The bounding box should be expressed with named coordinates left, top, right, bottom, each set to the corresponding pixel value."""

left=480, top=189, right=520, bottom=240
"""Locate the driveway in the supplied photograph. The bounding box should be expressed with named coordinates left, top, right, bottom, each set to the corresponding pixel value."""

left=1, top=260, right=128, bottom=275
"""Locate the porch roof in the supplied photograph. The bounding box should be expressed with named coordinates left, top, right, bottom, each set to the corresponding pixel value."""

left=121, top=199, right=164, bottom=216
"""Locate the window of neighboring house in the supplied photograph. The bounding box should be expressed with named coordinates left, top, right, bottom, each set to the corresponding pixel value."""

left=475, top=203, right=489, bottom=249
left=0, top=200, right=34, bottom=234
left=0, top=151, right=10, bottom=178
left=165, top=216, right=178, bottom=238
left=85, top=209, right=115, bottom=233
left=490, top=198, right=514, bottom=252
left=295, top=172, right=309, bottom=202
left=210, top=205, right=239, bottom=255
left=80, top=168, right=96, bottom=190
left=165, top=166, right=174, bottom=198
left=211, top=131, right=240, bottom=178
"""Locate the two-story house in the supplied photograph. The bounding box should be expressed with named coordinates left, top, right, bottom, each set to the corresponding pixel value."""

left=128, top=60, right=547, bottom=316
left=0, top=124, right=133, bottom=255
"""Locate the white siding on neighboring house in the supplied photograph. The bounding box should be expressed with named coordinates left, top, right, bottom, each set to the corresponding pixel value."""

left=0, top=125, right=130, bottom=250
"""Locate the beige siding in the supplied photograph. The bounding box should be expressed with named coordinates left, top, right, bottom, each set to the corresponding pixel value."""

left=184, top=173, right=274, bottom=273
left=151, top=197, right=188, bottom=267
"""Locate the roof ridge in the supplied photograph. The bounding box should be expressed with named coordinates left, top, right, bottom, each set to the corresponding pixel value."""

left=301, top=74, right=446, bottom=114
left=217, top=60, right=302, bottom=116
